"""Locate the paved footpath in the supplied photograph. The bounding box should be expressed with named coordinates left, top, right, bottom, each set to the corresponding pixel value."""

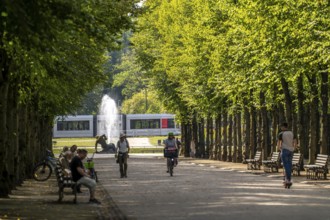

left=98, top=155, right=330, bottom=220
left=1, top=154, right=330, bottom=220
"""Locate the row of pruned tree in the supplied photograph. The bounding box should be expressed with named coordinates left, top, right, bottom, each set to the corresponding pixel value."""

left=0, top=0, right=139, bottom=197
left=131, top=1, right=330, bottom=162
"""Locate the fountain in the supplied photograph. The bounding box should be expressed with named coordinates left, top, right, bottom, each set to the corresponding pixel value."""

left=97, top=95, right=120, bottom=152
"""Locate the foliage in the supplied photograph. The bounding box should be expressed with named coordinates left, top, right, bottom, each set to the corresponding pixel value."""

left=0, top=0, right=139, bottom=196
left=121, top=90, right=166, bottom=114
left=1, top=0, right=139, bottom=116
left=132, top=0, right=329, bottom=115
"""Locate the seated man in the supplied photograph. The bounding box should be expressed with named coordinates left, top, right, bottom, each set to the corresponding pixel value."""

left=70, top=149, right=100, bottom=204
left=95, top=134, right=116, bottom=153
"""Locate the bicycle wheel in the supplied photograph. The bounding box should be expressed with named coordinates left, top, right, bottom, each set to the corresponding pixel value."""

left=33, top=162, right=52, bottom=181
left=90, top=169, right=99, bottom=182
left=169, top=160, right=174, bottom=176
left=94, top=171, right=99, bottom=183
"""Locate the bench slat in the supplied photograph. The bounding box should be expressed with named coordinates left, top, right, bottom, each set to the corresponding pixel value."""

left=246, top=151, right=262, bottom=170
left=55, top=162, right=77, bottom=203
left=304, top=154, right=329, bottom=180
left=262, top=152, right=280, bottom=173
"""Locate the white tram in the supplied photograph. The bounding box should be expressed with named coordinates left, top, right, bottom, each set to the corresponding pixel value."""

left=53, top=114, right=180, bottom=138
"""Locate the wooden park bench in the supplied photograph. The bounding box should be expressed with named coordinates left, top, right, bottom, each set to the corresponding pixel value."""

left=292, top=153, right=303, bottom=176
left=54, top=162, right=78, bottom=203
left=246, top=151, right=262, bottom=170
left=262, top=151, right=280, bottom=173
left=304, top=154, right=329, bottom=180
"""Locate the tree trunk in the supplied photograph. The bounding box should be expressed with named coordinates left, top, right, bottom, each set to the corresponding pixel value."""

left=19, top=104, right=29, bottom=180
left=250, top=102, right=257, bottom=155
left=297, top=74, right=308, bottom=159
left=260, top=91, right=270, bottom=159
left=280, top=77, right=293, bottom=128
left=192, top=112, right=198, bottom=158
left=222, top=111, right=228, bottom=161
left=0, top=81, right=10, bottom=197
left=227, top=114, right=233, bottom=162
left=236, top=112, right=243, bottom=163
left=320, top=71, right=328, bottom=154
left=214, top=114, right=220, bottom=160
left=217, top=113, right=222, bottom=160
left=0, top=52, right=10, bottom=196
left=206, top=115, right=210, bottom=159
left=308, top=74, right=319, bottom=163
left=7, top=84, right=19, bottom=190
left=209, top=116, right=214, bottom=159
left=233, top=112, right=238, bottom=163
left=243, top=99, right=250, bottom=162
left=257, top=109, right=262, bottom=153
left=272, top=108, right=278, bottom=152
left=271, top=86, right=279, bottom=152
left=183, top=122, right=192, bottom=158
left=198, top=117, right=205, bottom=158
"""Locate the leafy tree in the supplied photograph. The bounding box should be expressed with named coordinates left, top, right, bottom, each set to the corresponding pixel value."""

left=0, top=0, right=138, bottom=197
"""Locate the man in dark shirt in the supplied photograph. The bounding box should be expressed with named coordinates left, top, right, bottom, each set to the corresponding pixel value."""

left=70, top=149, right=100, bottom=204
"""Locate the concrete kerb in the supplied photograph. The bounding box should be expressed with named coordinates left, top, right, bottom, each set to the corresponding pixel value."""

left=95, top=183, right=128, bottom=220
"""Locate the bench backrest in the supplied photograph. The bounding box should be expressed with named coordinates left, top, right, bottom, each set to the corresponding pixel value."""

left=315, top=154, right=329, bottom=167
left=292, top=153, right=302, bottom=165
left=270, top=152, right=280, bottom=161
left=254, top=151, right=262, bottom=160
left=55, top=162, right=75, bottom=185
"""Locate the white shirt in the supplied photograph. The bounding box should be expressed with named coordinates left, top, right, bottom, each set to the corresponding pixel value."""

left=117, top=139, right=129, bottom=153
left=279, top=130, right=295, bottom=152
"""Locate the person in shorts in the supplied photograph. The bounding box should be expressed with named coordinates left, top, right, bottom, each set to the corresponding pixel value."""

left=116, top=133, right=130, bottom=178
left=70, top=149, right=100, bottom=204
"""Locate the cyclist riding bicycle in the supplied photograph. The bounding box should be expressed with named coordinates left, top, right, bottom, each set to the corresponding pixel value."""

left=164, top=132, right=178, bottom=173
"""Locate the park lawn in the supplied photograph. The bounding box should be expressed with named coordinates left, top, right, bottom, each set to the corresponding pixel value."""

left=147, top=136, right=166, bottom=146
left=53, top=137, right=95, bottom=148
left=52, top=147, right=162, bottom=154
left=53, top=136, right=169, bottom=147
left=52, top=137, right=165, bottom=154
left=130, top=148, right=163, bottom=153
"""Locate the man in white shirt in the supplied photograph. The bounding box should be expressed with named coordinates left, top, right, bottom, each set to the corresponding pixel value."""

left=277, top=122, right=297, bottom=187
left=116, top=133, right=130, bottom=178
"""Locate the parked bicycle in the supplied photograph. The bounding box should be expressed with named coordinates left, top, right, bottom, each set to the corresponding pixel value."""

left=84, top=152, right=98, bottom=182
left=33, top=149, right=58, bottom=181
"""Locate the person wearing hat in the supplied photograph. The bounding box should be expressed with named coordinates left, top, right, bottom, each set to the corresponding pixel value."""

left=116, top=133, right=130, bottom=178
left=164, top=132, right=178, bottom=173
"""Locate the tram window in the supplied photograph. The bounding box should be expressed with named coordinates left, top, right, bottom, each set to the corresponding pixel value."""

left=57, top=120, right=90, bottom=131
left=130, top=119, right=160, bottom=129
left=167, top=119, right=175, bottom=128
left=162, top=119, right=175, bottom=128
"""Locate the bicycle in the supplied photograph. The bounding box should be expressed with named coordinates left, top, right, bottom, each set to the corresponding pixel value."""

left=168, top=157, right=175, bottom=176
left=164, top=148, right=178, bottom=177
left=32, top=149, right=58, bottom=181
left=84, top=152, right=98, bottom=182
